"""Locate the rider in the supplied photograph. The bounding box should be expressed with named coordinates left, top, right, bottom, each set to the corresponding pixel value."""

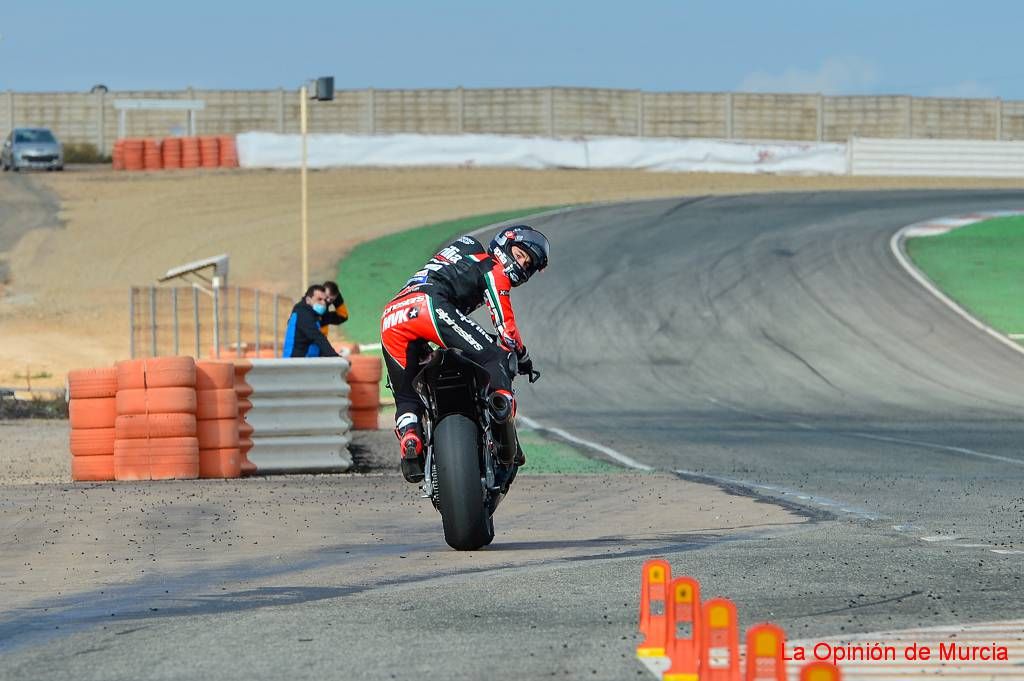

left=380, top=225, right=550, bottom=483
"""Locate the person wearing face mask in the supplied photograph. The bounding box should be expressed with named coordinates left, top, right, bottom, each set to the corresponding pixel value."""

left=319, top=280, right=349, bottom=338
left=282, top=284, right=340, bottom=358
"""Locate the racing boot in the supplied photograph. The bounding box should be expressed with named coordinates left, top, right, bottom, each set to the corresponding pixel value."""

left=514, top=442, right=526, bottom=467
left=395, top=412, right=424, bottom=483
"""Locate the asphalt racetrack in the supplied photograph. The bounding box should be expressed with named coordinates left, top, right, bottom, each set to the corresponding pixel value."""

left=5, top=188, right=1024, bottom=680
left=516, top=189, right=1024, bottom=630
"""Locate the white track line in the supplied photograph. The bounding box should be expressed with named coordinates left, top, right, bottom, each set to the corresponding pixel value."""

left=517, top=415, right=653, bottom=471
left=849, top=431, right=1024, bottom=467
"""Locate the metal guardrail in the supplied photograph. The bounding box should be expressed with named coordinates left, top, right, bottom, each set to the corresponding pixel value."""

left=129, top=285, right=294, bottom=359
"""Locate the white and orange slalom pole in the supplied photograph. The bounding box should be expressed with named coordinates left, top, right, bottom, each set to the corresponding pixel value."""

left=664, top=576, right=701, bottom=681
left=745, top=623, right=787, bottom=681
left=701, top=598, right=740, bottom=681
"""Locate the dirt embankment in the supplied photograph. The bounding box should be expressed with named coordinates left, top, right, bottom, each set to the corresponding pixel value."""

left=2, top=166, right=1024, bottom=388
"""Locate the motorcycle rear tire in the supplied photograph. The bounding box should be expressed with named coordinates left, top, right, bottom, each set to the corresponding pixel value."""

left=435, top=414, right=494, bottom=550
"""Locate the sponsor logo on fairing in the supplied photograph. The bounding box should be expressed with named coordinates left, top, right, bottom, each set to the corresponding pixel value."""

left=458, top=236, right=475, bottom=245
left=434, top=308, right=484, bottom=351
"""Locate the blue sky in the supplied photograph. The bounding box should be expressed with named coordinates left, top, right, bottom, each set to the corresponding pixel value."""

left=4, top=1, right=1022, bottom=99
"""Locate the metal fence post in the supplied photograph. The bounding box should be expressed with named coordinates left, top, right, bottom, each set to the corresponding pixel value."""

left=129, top=287, right=136, bottom=359
left=193, top=286, right=201, bottom=358
left=546, top=88, right=555, bottom=137
left=817, top=93, right=825, bottom=141
left=366, top=87, right=375, bottom=135
left=149, top=285, right=158, bottom=357
left=635, top=90, right=644, bottom=137
left=254, top=290, right=261, bottom=354
left=273, top=295, right=280, bottom=357
left=213, top=285, right=221, bottom=358
left=96, top=90, right=106, bottom=155
left=172, top=287, right=179, bottom=355
left=277, top=87, right=286, bottom=133
left=725, top=92, right=734, bottom=139
left=456, top=86, right=465, bottom=134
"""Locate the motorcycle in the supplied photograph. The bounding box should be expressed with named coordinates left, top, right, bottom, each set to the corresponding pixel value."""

left=411, top=347, right=538, bottom=550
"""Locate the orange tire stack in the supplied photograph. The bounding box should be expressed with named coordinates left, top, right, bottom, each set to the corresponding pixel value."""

left=123, top=139, right=145, bottom=171
left=348, top=354, right=383, bottom=430
left=219, top=135, right=239, bottom=167
left=195, top=361, right=241, bottom=478
left=181, top=137, right=201, bottom=169
left=113, top=357, right=199, bottom=480
left=162, top=137, right=183, bottom=169
left=112, top=139, right=125, bottom=170
left=199, top=136, right=220, bottom=168
left=143, top=139, right=162, bottom=170
left=233, top=361, right=257, bottom=475
left=68, top=368, right=118, bottom=481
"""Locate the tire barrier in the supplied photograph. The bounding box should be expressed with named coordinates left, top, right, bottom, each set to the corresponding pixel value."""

left=181, top=136, right=201, bottom=168
left=347, top=354, right=383, bottom=431
left=233, top=361, right=257, bottom=476
left=242, top=358, right=353, bottom=472
left=114, top=437, right=200, bottom=481
left=67, top=367, right=117, bottom=481
left=219, top=135, right=239, bottom=167
left=113, top=357, right=199, bottom=481
left=112, top=139, right=125, bottom=170
left=637, top=560, right=843, bottom=680
left=122, top=139, right=144, bottom=171
left=67, top=356, right=358, bottom=479
left=199, top=136, right=220, bottom=168
left=162, top=137, right=182, bottom=169
left=196, top=361, right=242, bottom=479
left=109, top=135, right=240, bottom=171
left=143, top=139, right=162, bottom=170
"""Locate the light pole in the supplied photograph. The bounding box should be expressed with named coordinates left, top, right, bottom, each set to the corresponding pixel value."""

left=300, top=77, right=334, bottom=291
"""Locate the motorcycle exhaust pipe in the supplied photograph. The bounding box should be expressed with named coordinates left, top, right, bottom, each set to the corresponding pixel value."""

left=488, top=393, right=517, bottom=465
left=488, top=392, right=513, bottom=423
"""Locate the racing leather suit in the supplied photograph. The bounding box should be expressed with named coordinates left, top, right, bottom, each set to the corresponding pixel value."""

left=381, top=235, right=526, bottom=420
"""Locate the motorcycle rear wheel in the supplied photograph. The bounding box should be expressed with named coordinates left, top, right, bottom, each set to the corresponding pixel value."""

left=435, top=414, right=494, bottom=550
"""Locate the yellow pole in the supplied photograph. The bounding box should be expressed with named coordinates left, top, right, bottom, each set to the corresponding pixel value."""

left=300, top=85, right=309, bottom=291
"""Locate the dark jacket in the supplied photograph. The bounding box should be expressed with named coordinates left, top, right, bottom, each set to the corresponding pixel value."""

left=393, top=235, right=524, bottom=352
left=282, top=301, right=339, bottom=358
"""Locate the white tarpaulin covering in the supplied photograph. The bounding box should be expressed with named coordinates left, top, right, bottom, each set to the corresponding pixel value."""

left=237, top=132, right=848, bottom=175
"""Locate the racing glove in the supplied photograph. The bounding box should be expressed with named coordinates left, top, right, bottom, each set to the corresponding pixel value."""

left=517, top=346, right=541, bottom=383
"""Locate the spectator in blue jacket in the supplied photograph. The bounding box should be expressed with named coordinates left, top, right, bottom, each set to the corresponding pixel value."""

left=282, top=285, right=339, bottom=358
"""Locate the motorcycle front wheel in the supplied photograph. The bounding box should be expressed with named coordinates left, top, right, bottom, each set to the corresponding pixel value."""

left=434, top=414, right=494, bottom=550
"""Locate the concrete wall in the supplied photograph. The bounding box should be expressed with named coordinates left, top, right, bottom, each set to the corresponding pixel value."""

left=7, top=87, right=1024, bottom=154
